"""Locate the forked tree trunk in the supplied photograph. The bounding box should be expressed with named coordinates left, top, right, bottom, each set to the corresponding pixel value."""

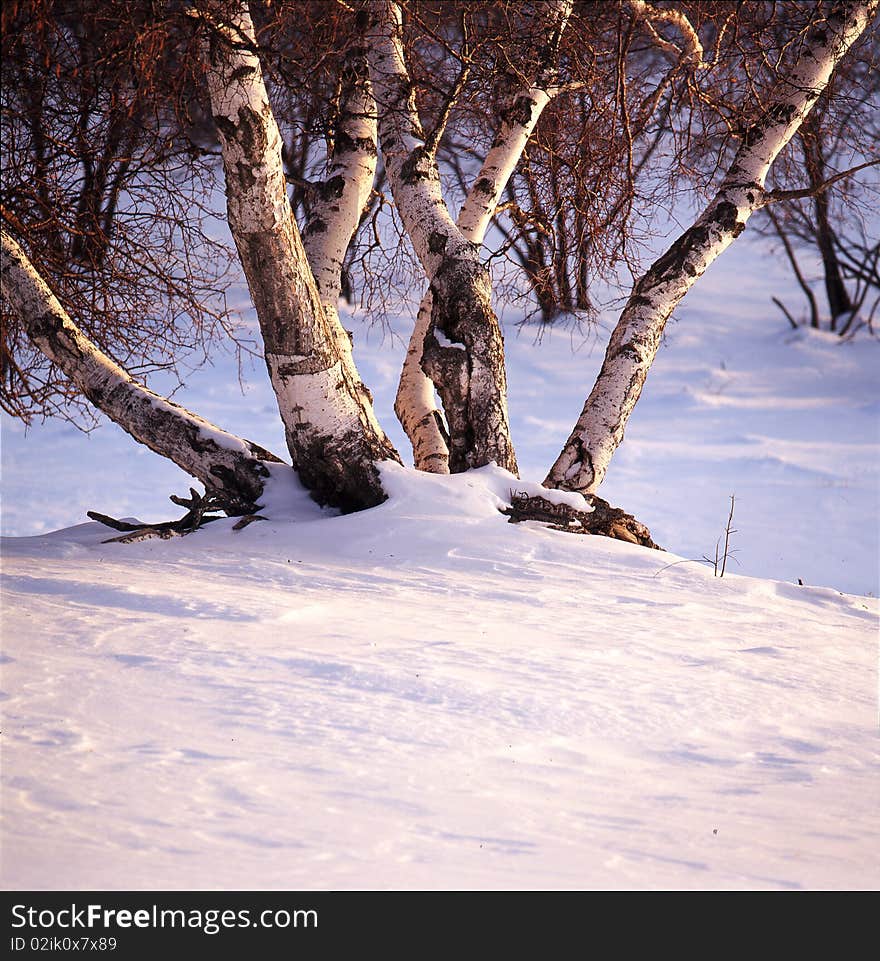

left=200, top=1, right=399, bottom=511
left=365, top=0, right=520, bottom=475
left=546, top=0, right=877, bottom=495
left=1, top=229, right=281, bottom=512
left=393, top=1, right=573, bottom=473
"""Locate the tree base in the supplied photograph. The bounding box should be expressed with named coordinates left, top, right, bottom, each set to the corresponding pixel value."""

left=501, top=491, right=662, bottom=550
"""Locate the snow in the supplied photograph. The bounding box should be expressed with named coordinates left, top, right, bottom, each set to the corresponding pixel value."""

left=2, top=462, right=877, bottom=891
left=2, top=234, right=879, bottom=890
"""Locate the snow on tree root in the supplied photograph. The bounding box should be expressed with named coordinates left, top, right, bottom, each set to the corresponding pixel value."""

left=502, top=491, right=662, bottom=550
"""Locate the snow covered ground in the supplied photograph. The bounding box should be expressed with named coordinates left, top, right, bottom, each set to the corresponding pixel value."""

left=2, top=464, right=878, bottom=890
left=2, top=235, right=879, bottom=890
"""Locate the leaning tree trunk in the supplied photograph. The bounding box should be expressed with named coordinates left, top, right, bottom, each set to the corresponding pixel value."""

left=365, top=0, right=518, bottom=476
left=546, top=0, right=877, bottom=495
left=393, top=1, right=573, bottom=473
left=1, top=229, right=281, bottom=513
left=200, top=1, right=399, bottom=511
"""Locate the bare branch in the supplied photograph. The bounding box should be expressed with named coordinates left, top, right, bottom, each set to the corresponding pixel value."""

left=763, top=158, right=880, bottom=205
left=628, top=0, right=706, bottom=68
left=424, top=49, right=471, bottom=160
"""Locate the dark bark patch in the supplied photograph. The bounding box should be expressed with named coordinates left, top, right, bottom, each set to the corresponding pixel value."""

left=613, top=343, right=642, bottom=364
left=712, top=200, right=741, bottom=233
left=291, top=427, right=391, bottom=513
left=183, top=419, right=219, bottom=455
left=208, top=465, right=263, bottom=515
left=400, top=146, right=432, bottom=184
left=235, top=160, right=257, bottom=191
left=474, top=177, right=495, bottom=196
left=234, top=105, right=269, bottom=158
left=769, top=102, right=798, bottom=126
left=334, top=130, right=378, bottom=158
left=428, top=231, right=448, bottom=254
left=273, top=353, right=329, bottom=376
left=213, top=114, right=237, bottom=142
left=319, top=175, right=346, bottom=202
left=643, top=199, right=743, bottom=288
left=213, top=104, right=269, bottom=163
left=505, top=95, right=535, bottom=127
left=230, top=65, right=256, bottom=83
left=31, top=310, right=67, bottom=340
left=305, top=217, right=327, bottom=235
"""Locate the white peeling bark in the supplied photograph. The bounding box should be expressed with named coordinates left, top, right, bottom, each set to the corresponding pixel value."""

left=200, top=1, right=399, bottom=511
left=301, top=42, right=380, bottom=431
left=366, top=0, right=518, bottom=475
left=302, top=46, right=377, bottom=308
left=546, top=0, right=877, bottom=495
left=396, top=1, right=573, bottom=472
left=1, top=229, right=280, bottom=511
left=394, top=292, right=450, bottom=472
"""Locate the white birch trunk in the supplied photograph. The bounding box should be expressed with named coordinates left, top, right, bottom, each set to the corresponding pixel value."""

left=546, top=0, right=877, bottom=495
left=200, top=1, right=399, bottom=511
left=302, top=46, right=377, bottom=308
left=1, top=229, right=280, bottom=511
left=395, top=1, right=572, bottom=472
left=366, top=0, right=518, bottom=475
left=301, top=42, right=381, bottom=429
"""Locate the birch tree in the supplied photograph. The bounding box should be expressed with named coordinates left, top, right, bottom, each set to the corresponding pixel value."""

left=391, top=0, right=574, bottom=473
left=545, top=0, right=878, bottom=495
left=3, top=0, right=875, bottom=544
left=1, top=228, right=282, bottom=513
left=1, top=0, right=284, bottom=513
left=365, top=0, right=549, bottom=475
left=198, top=1, right=400, bottom=510
left=757, top=48, right=880, bottom=335
left=2, top=0, right=402, bottom=515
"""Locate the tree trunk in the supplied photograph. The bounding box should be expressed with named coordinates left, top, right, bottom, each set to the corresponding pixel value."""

left=386, top=0, right=573, bottom=474
left=367, top=0, right=536, bottom=475
left=546, top=0, right=876, bottom=495
left=800, top=119, right=854, bottom=329
left=200, top=1, right=399, bottom=512
left=1, top=229, right=281, bottom=513
left=300, top=39, right=385, bottom=442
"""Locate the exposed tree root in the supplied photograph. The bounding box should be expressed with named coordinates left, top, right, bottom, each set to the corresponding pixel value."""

left=501, top=491, right=662, bottom=550
left=88, top=488, right=266, bottom=544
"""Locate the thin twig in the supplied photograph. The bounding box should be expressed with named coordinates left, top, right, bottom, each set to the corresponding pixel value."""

left=720, top=495, right=736, bottom=578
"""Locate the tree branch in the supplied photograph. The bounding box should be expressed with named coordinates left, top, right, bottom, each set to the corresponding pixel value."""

left=628, top=0, right=706, bottom=68
left=424, top=60, right=471, bottom=161
left=762, top=158, right=880, bottom=205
